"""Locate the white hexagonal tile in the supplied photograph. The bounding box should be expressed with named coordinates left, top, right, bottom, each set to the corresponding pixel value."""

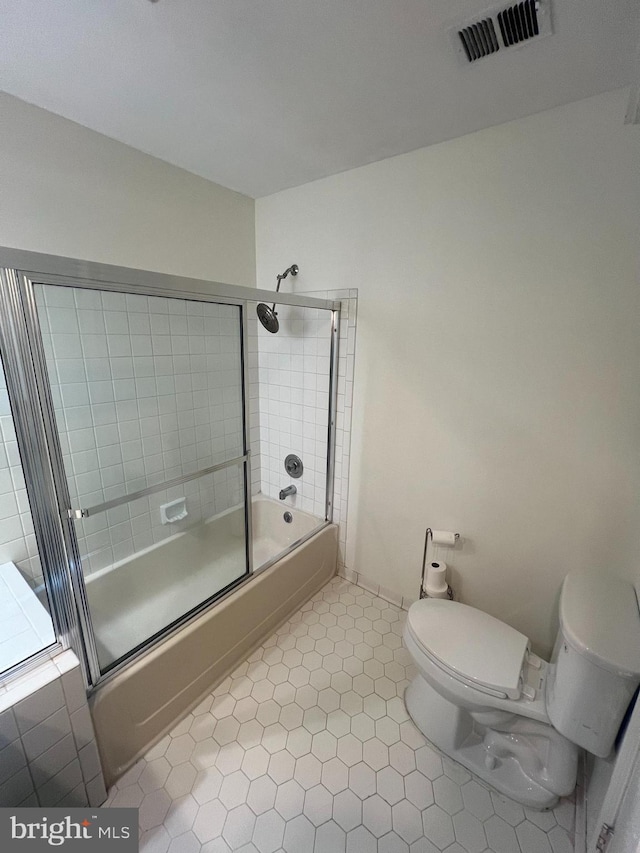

left=222, top=803, right=255, bottom=849
left=140, top=789, right=172, bottom=832
left=251, top=680, right=275, bottom=704
left=294, top=753, right=322, bottom=790
left=139, top=824, right=171, bottom=853
left=237, top=720, right=264, bottom=749
left=363, top=737, right=389, bottom=771
left=139, top=757, right=172, bottom=793
left=378, top=766, right=406, bottom=806
left=219, top=770, right=250, bottom=810
left=338, top=691, right=363, bottom=717
left=314, top=819, right=346, bottom=853
left=295, top=686, right=318, bottom=712
left=213, top=717, right=240, bottom=747
left=262, top=723, right=288, bottom=754
left=241, top=745, right=270, bottom=781
left=322, top=653, right=344, bottom=675
left=192, top=768, right=223, bottom=805
left=333, top=788, right=362, bottom=832
left=168, top=830, right=201, bottom=853
left=400, top=720, right=426, bottom=750
left=336, top=733, right=363, bottom=767
left=279, top=703, right=304, bottom=731
left=321, top=756, right=349, bottom=794
left=404, top=771, right=434, bottom=811
left=279, top=720, right=306, bottom=756
left=326, top=709, right=350, bottom=738
left=211, top=695, right=236, bottom=720
left=283, top=814, right=315, bottom=853
left=346, top=825, right=377, bottom=853
left=192, top=800, right=227, bottom=844
left=460, top=780, right=493, bottom=821
left=191, top=741, right=220, bottom=771
left=343, top=656, right=364, bottom=677
left=452, top=810, right=486, bottom=853
left=311, top=729, right=337, bottom=761
left=247, top=775, right=277, bottom=815
left=549, top=825, right=573, bottom=853
left=267, top=750, right=296, bottom=785
left=422, top=804, right=454, bottom=850
left=163, top=794, right=199, bottom=838
left=309, top=669, right=332, bottom=691
left=516, top=820, right=553, bottom=853
left=216, top=743, right=244, bottom=775
left=490, top=791, right=525, bottom=827
left=165, top=763, right=198, bottom=800
left=433, top=776, right=463, bottom=816
left=303, top=784, right=334, bottom=827
left=483, top=814, right=519, bottom=853
left=415, top=747, right=443, bottom=781
left=234, top=697, right=259, bottom=723
left=253, top=809, right=285, bottom=853
left=256, top=700, right=281, bottom=727
left=363, top=694, right=387, bottom=720
left=165, top=735, right=196, bottom=767
left=275, top=779, right=305, bottom=820
left=363, top=794, right=392, bottom=838
left=273, top=680, right=297, bottom=708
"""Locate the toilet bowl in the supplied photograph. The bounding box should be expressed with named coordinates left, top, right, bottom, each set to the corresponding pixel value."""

left=403, top=569, right=640, bottom=809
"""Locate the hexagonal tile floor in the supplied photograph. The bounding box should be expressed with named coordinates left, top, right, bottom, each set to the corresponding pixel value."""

left=105, top=577, right=575, bottom=853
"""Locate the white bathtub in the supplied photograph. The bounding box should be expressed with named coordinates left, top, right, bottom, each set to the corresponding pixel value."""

left=89, top=495, right=337, bottom=786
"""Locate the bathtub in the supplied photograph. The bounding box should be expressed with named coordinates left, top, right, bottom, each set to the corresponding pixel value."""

left=89, top=495, right=337, bottom=787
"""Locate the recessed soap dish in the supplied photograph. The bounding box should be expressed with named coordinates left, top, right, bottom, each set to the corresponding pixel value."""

left=160, top=497, right=187, bottom=525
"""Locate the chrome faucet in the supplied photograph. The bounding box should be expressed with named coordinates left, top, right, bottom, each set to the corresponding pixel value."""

left=279, top=485, right=297, bottom=500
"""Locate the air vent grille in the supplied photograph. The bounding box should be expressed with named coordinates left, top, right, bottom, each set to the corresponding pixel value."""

left=498, top=1, right=539, bottom=46
left=454, top=0, right=551, bottom=64
left=458, top=19, right=500, bottom=63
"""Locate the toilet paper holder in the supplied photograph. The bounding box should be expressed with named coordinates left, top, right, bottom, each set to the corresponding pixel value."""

left=420, top=527, right=459, bottom=600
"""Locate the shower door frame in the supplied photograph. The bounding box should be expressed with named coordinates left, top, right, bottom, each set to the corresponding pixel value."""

left=0, top=247, right=341, bottom=690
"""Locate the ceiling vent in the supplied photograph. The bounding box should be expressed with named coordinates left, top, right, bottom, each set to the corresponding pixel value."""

left=454, top=1, right=553, bottom=65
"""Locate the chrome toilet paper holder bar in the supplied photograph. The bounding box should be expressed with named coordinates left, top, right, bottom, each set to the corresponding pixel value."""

left=420, top=527, right=459, bottom=600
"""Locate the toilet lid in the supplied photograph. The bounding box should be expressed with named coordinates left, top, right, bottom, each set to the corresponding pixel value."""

left=407, top=599, right=529, bottom=700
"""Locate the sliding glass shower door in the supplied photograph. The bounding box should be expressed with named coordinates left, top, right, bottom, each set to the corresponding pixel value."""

left=32, top=282, right=251, bottom=675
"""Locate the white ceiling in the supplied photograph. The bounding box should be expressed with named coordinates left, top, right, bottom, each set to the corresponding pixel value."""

left=0, top=0, right=637, bottom=198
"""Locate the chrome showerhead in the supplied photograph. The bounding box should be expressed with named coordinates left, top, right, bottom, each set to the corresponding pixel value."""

left=256, top=264, right=298, bottom=334
left=256, top=302, right=279, bottom=334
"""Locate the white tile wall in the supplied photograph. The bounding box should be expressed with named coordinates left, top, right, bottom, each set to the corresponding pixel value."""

left=249, top=290, right=357, bottom=571
left=35, top=285, right=245, bottom=576
left=0, top=358, right=42, bottom=589
left=0, top=650, right=106, bottom=808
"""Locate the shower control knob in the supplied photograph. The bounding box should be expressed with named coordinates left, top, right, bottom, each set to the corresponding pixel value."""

left=284, top=454, right=303, bottom=478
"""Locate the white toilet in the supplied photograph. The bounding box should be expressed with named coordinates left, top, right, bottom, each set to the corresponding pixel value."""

left=403, top=568, right=640, bottom=808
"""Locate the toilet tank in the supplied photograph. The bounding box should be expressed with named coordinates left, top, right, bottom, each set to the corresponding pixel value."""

left=546, top=569, right=640, bottom=758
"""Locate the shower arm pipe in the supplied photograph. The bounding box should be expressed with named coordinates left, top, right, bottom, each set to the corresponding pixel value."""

left=270, top=264, right=298, bottom=312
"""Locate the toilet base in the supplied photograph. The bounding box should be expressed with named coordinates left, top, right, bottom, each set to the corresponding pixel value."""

left=405, top=674, right=578, bottom=809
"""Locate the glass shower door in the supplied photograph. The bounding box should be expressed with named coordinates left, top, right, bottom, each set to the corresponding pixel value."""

left=32, top=282, right=250, bottom=674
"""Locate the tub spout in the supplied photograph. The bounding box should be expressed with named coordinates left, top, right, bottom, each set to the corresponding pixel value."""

left=279, top=485, right=297, bottom=500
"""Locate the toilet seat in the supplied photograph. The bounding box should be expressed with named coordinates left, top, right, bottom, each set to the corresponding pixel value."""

left=406, top=598, right=530, bottom=700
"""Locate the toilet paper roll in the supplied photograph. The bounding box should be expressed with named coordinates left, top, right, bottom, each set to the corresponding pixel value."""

left=425, top=561, right=448, bottom=598
left=431, top=530, right=456, bottom=547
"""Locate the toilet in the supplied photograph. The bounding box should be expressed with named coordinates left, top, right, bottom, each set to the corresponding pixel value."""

left=403, top=568, right=640, bottom=808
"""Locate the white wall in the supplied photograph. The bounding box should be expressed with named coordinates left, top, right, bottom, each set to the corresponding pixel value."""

left=0, top=93, right=255, bottom=286
left=256, top=88, right=640, bottom=656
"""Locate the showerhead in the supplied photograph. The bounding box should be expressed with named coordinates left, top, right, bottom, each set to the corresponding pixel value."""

left=256, top=302, right=279, bottom=334
left=256, top=264, right=299, bottom=333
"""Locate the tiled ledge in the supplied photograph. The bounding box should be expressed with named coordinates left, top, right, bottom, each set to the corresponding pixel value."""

left=0, top=649, right=106, bottom=808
